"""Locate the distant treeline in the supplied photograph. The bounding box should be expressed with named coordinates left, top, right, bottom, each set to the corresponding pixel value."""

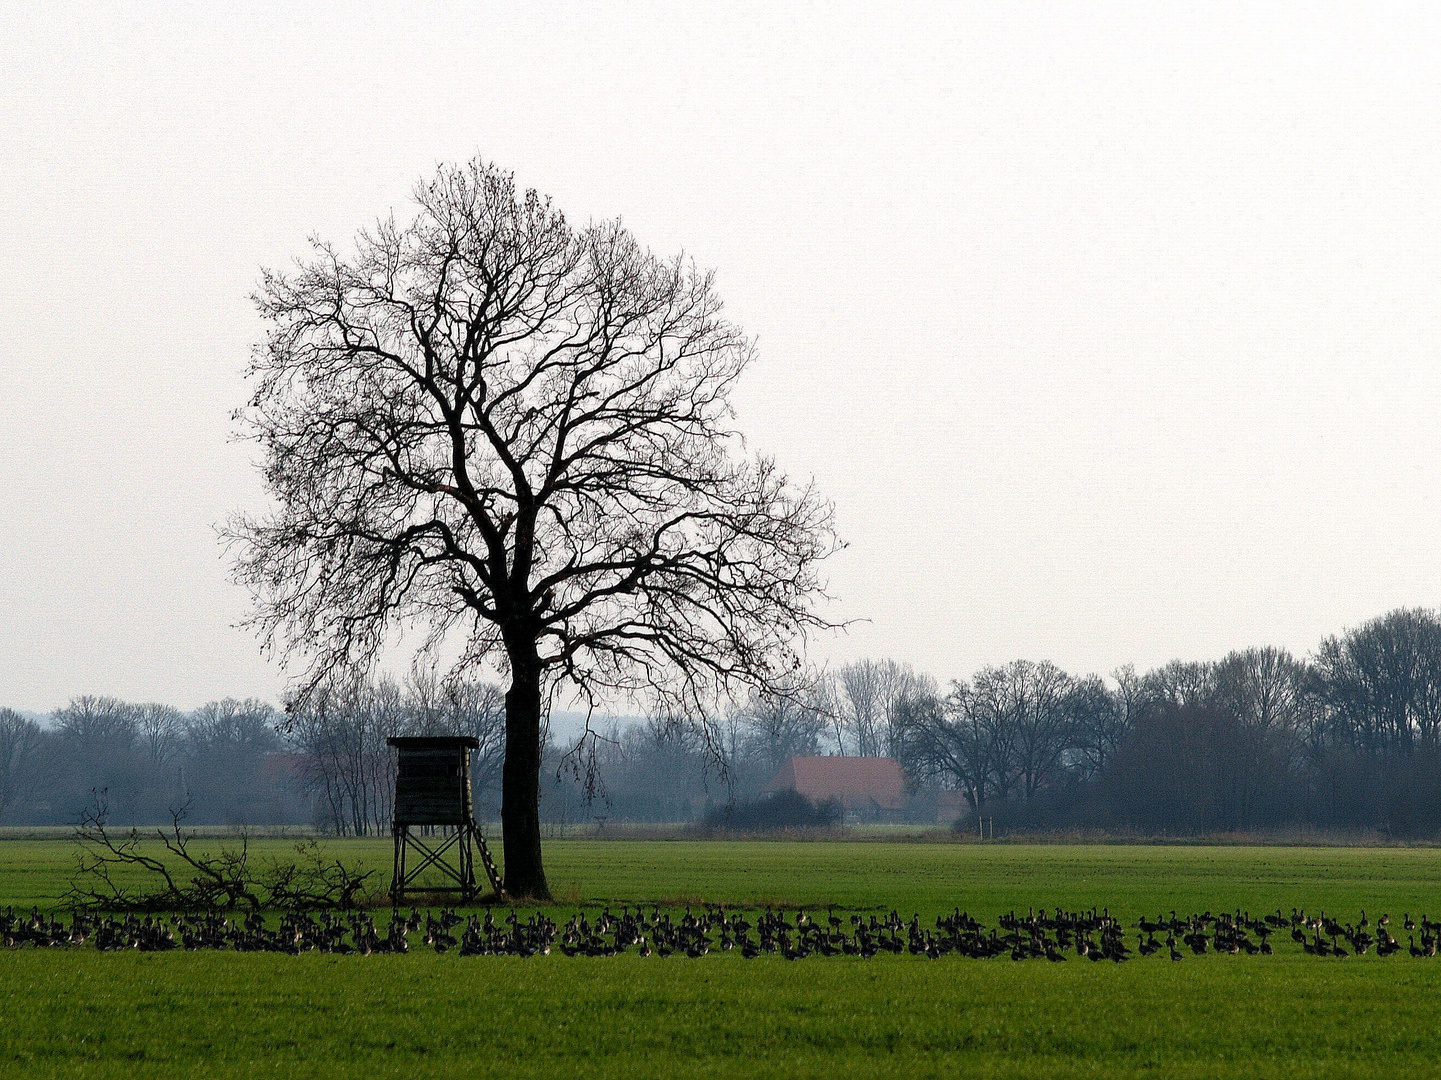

left=548, top=606, right=1441, bottom=836
left=0, top=697, right=299, bottom=827
left=0, top=675, right=506, bottom=831
left=8, top=607, right=1441, bottom=835
left=893, top=607, right=1441, bottom=836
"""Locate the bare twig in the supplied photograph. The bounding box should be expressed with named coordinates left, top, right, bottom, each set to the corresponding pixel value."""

left=67, top=790, right=376, bottom=912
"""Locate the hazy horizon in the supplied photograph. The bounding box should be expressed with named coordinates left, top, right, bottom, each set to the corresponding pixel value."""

left=5, top=2, right=1441, bottom=713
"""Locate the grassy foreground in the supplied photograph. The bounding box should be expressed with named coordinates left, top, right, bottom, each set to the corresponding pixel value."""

left=4, top=838, right=1441, bottom=1078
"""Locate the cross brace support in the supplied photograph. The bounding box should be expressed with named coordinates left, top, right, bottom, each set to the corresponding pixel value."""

left=390, top=820, right=503, bottom=903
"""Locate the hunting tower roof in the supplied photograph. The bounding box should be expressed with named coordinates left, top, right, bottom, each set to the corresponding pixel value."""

left=386, top=736, right=479, bottom=750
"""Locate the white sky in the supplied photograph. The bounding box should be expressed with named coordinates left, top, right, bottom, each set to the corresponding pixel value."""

left=3, top=1, right=1441, bottom=713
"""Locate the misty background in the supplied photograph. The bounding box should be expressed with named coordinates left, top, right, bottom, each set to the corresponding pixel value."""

left=4, top=605, right=1441, bottom=836
left=4, top=5, right=1441, bottom=832
left=6, top=4, right=1441, bottom=714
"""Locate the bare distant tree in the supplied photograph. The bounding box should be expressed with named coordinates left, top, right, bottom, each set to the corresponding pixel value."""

left=1312, top=608, right=1441, bottom=756
left=1067, top=666, right=1144, bottom=781
left=0, top=709, right=40, bottom=822
left=187, top=699, right=280, bottom=749
left=181, top=699, right=283, bottom=824
left=232, top=157, right=838, bottom=896
left=832, top=659, right=931, bottom=757
left=735, top=684, right=828, bottom=776
left=1065, top=674, right=1119, bottom=782
left=1141, top=660, right=1218, bottom=710
left=407, top=672, right=507, bottom=806
left=710, top=712, right=753, bottom=788
left=1213, top=647, right=1313, bottom=756
left=49, top=697, right=147, bottom=821
left=53, top=696, right=139, bottom=751
left=963, top=661, right=1074, bottom=800
left=834, top=660, right=889, bottom=757
left=288, top=680, right=403, bottom=836
left=892, top=686, right=997, bottom=811
left=611, top=715, right=718, bottom=821
left=136, top=704, right=186, bottom=767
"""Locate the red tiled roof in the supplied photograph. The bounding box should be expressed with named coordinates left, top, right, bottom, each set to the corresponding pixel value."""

left=765, top=756, right=908, bottom=811
left=261, top=752, right=311, bottom=784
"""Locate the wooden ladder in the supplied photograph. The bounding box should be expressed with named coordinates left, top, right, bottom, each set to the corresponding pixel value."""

left=474, top=821, right=503, bottom=896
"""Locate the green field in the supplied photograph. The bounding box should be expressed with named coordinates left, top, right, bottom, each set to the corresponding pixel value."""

left=4, top=838, right=1441, bottom=1078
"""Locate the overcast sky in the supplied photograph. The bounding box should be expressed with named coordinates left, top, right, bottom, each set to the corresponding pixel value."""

left=3, top=2, right=1441, bottom=713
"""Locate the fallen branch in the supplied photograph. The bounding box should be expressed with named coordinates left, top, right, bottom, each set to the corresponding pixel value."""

left=66, top=790, right=376, bottom=912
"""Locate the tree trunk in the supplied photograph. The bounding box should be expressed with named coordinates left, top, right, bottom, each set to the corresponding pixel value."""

left=501, top=646, right=551, bottom=899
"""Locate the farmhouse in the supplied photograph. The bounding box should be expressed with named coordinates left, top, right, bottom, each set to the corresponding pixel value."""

left=765, top=756, right=909, bottom=821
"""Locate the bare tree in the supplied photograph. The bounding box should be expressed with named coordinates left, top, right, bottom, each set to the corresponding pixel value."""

left=187, top=699, right=279, bottom=749
left=53, top=696, right=139, bottom=750
left=1068, top=666, right=1144, bottom=781
left=896, top=663, right=1075, bottom=807
left=288, top=679, right=402, bottom=836
left=834, top=660, right=887, bottom=757
left=892, top=685, right=996, bottom=811
left=832, top=659, right=931, bottom=757
left=964, top=661, right=1074, bottom=801
left=612, top=715, right=719, bottom=821
left=1213, top=647, right=1313, bottom=757
left=1312, top=609, right=1441, bottom=757
left=407, top=671, right=507, bottom=809
left=184, top=699, right=284, bottom=824
left=1141, top=660, right=1218, bottom=710
left=735, top=683, right=828, bottom=777
left=51, top=697, right=145, bottom=821
left=0, top=709, right=40, bottom=822
left=232, top=157, right=837, bottom=896
left=136, top=704, right=186, bottom=767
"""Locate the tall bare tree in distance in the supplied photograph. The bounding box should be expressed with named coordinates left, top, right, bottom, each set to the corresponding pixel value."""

left=832, top=658, right=932, bottom=757
left=231, top=157, right=839, bottom=897
left=0, top=709, right=40, bottom=823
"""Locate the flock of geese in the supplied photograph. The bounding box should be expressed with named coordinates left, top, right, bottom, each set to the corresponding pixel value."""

left=1, top=904, right=1438, bottom=961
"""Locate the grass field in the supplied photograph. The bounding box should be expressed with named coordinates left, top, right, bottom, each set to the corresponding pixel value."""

left=4, top=837, right=1441, bottom=1078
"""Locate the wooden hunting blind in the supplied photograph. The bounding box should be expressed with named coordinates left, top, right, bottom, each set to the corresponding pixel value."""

left=387, top=736, right=502, bottom=901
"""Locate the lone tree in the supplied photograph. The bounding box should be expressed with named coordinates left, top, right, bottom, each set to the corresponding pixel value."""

left=232, top=158, right=838, bottom=897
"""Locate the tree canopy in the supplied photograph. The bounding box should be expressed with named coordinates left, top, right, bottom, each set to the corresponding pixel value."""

left=232, top=157, right=839, bottom=895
